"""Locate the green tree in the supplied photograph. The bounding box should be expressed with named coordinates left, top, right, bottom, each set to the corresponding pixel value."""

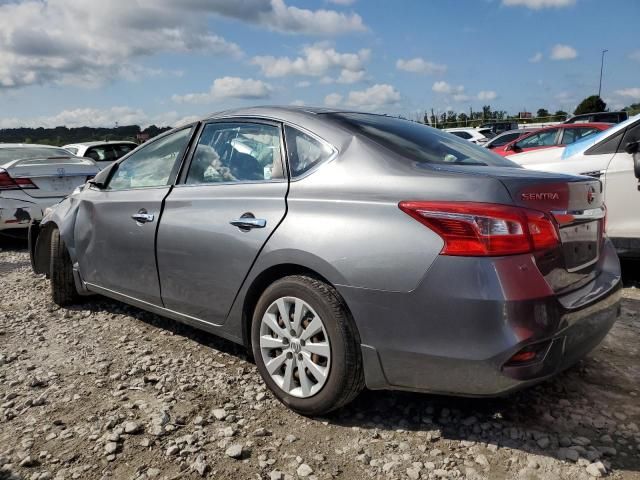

left=536, top=108, right=550, bottom=118
left=553, top=110, right=569, bottom=121
left=623, top=103, right=640, bottom=114
left=574, top=95, right=606, bottom=115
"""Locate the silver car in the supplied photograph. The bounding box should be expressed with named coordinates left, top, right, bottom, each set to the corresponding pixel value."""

left=30, top=107, right=622, bottom=415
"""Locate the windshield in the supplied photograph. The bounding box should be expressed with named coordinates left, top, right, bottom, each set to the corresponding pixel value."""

left=0, top=147, right=71, bottom=163
left=328, top=113, right=519, bottom=167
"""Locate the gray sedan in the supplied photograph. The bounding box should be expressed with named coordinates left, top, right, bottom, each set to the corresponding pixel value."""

left=30, top=106, right=622, bottom=415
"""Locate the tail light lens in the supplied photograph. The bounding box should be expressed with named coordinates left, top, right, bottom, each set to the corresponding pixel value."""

left=399, top=201, right=559, bottom=256
left=0, top=169, right=38, bottom=190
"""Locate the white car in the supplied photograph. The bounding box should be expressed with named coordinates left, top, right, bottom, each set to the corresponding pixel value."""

left=63, top=141, right=137, bottom=167
left=443, top=127, right=492, bottom=145
left=508, top=114, right=640, bottom=257
left=0, top=144, right=100, bottom=235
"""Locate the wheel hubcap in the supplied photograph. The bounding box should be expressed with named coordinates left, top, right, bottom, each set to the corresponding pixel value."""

left=259, top=296, right=331, bottom=398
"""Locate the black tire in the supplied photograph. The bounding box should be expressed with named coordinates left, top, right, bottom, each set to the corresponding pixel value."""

left=251, top=275, right=364, bottom=416
left=50, top=227, right=80, bottom=306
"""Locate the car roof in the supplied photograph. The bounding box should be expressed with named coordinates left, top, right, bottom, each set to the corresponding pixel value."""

left=63, top=140, right=138, bottom=148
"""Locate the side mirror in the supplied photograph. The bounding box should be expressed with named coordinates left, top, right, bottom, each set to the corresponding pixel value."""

left=88, top=163, right=118, bottom=189
left=624, top=140, right=639, bottom=155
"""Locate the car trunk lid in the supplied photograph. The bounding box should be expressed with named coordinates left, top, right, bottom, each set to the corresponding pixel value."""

left=4, top=156, right=98, bottom=198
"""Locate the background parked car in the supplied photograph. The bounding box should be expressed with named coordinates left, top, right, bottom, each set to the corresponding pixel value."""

left=443, top=127, right=493, bottom=144
left=0, top=144, right=99, bottom=236
left=495, top=123, right=612, bottom=157
left=478, top=121, right=519, bottom=135
left=508, top=113, right=640, bottom=257
left=564, top=111, right=628, bottom=124
left=63, top=141, right=137, bottom=166
left=483, top=128, right=535, bottom=150
left=31, top=107, right=621, bottom=416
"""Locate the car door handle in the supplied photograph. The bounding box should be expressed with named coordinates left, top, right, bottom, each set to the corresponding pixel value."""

left=131, top=212, right=154, bottom=223
left=230, top=218, right=266, bottom=229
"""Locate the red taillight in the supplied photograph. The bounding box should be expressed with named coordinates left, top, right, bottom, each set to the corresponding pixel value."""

left=398, top=201, right=560, bottom=256
left=0, top=170, right=38, bottom=190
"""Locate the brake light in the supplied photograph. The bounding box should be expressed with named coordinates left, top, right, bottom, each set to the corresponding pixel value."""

left=398, top=201, right=559, bottom=256
left=0, top=169, right=38, bottom=190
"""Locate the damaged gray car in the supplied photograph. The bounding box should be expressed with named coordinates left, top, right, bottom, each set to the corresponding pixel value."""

left=30, top=106, right=622, bottom=415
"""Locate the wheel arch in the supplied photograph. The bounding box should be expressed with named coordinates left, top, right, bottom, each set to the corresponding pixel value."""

left=32, top=220, right=59, bottom=275
left=240, top=263, right=360, bottom=350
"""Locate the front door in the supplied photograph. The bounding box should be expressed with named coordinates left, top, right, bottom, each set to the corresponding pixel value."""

left=157, top=120, right=288, bottom=324
left=604, top=119, right=640, bottom=240
left=74, top=127, right=194, bottom=304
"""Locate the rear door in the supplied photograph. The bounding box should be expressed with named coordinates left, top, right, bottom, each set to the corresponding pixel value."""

left=157, top=120, right=288, bottom=324
left=74, top=127, right=194, bottom=304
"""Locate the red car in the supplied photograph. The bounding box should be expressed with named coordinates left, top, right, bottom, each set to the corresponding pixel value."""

left=492, top=123, right=612, bottom=157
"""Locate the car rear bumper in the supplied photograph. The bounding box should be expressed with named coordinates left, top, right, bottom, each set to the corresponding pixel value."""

left=339, top=238, right=622, bottom=396
left=0, top=196, right=48, bottom=231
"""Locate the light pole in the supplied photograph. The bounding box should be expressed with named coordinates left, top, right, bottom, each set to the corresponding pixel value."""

left=598, top=49, right=608, bottom=98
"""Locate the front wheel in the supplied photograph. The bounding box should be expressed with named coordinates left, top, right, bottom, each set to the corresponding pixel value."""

left=251, top=275, right=364, bottom=416
left=49, top=227, right=80, bottom=306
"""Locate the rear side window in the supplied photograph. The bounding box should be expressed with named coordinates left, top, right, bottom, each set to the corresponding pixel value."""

left=489, top=132, right=522, bottom=147
left=284, top=126, right=335, bottom=177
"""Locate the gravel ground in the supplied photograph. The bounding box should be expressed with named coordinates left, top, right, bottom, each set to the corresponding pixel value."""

left=1, top=237, right=639, bottom=480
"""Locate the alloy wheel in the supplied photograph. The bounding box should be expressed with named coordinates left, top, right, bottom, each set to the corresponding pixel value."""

left=259, top=296, right=331, bottom=398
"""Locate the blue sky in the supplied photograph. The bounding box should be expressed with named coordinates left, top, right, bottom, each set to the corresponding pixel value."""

left=0, top=0, right=638, bottom=128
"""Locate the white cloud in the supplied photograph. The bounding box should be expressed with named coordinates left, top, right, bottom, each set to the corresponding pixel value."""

left=0, top=0, right=366, bottom=90
left=529, top=52, right=543, bottom=63
left=550, top=44, right=577, bottom=60
left=345, top=84, right=400, bottom=109
left=432, top=81, right=465, bottom=95
left=252, top=44, right=370, bottom=84
left=502, top=0, right=576, bottom=9
left=337, top=69, right=366, bottom=84
left=324, top=93, right=344, bottom=107
left=396, top=57, right=447, bottom=75
left=266, top=0, right=366, bottom=35
left=0, top=107, right=185, bottom=129
left=327, top=0, right=357, bottom=5
left=172, top=77, right=272, bottom=103
left=290, top=99, right=306, bottom=106
left=477, top=90, right=497, bottom=101
left=615, top=88, right=640, bottom=99
left=295, top=80, right=312, bottom=88
left=629, top=50, right=640, bottom=62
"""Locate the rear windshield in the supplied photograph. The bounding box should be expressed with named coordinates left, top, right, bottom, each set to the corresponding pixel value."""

left=328, top=113, right=519, bottom=167
left=0, top=147, right=71, bottom=163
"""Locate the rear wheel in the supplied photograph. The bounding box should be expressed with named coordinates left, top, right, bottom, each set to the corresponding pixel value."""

left=251, top=275, right=364, bottom=415
left=50, top=227, right=80, bottom=306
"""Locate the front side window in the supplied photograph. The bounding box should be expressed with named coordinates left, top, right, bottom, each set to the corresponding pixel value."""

left=108, top=128, right=192, bottom=190
left=284, top=126, right=335, bottom=177
left=516, top=129, right=558, bottom=148
left=186, top=122, right=283, bottom=184
left=450, top=131, right=472, bottom=140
